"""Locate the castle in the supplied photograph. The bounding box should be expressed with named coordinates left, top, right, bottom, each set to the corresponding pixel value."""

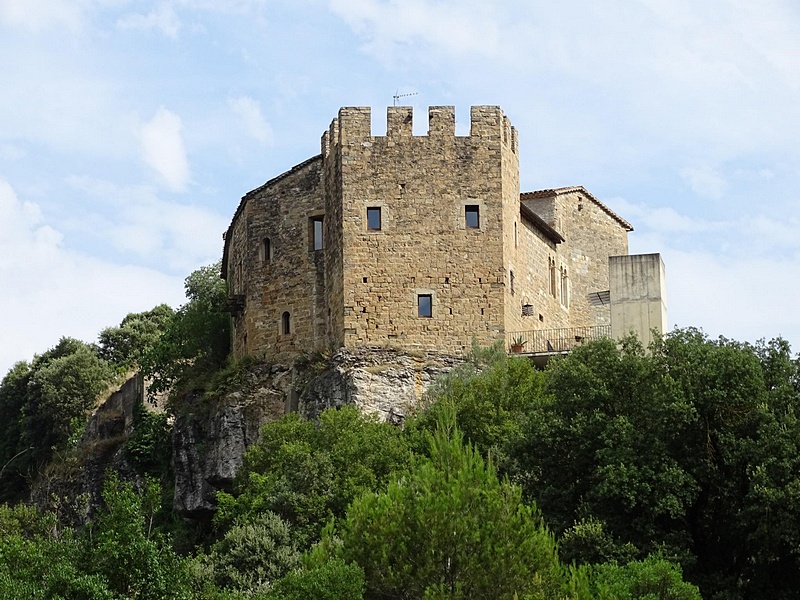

left=222, top=106, right=666, bottom=363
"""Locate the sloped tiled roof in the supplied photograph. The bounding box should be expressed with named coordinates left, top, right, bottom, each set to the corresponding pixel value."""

left=520, top=186, right=633, bottom=231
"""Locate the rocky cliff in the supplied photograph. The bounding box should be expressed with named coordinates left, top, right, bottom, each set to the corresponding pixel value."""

left=171, top=347, right=461, bottom=517
left=30, top=348, right=461, bottom=522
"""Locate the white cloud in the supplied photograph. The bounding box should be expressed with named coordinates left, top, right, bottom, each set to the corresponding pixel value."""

left=680, top=166, right=728, bottom=200
left=0, top=143, right=25, bottom=160
left=117, top=3, right=181, bottom=38
left=328, top=0, right=501, bottom=61
left=140, top=107, right=191, bottom=192
left=611, top=198, right=729, bottom=234
left=228, top=96, right=273, bottom=144
left=0, top=0, right=88, bottom=31
left=66, top=176, right=228, bottom=273
left=0, top=178, right=187, bottom=377
left=662, top=248, right=800, bottom=349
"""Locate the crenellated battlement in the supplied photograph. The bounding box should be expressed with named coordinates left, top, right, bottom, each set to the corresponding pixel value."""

left=322, top=105, right=518, bottom=154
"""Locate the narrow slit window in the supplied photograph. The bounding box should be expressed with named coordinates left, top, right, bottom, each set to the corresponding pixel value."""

left=310, top=216, right=324, bottom=251
left=282, top=311, right=291, bottom=335
left=367, top=207, right=382, bottom=231
left=263, top=238, right=271, bottom=262
left=510, top=270, right=515, bottom=295
left=418, top=294, right=432, bottom=318
left=465, top=205, right=480, bottom=229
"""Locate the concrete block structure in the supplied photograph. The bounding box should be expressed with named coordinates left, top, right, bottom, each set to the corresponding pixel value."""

left=222, top=105, right=663, bottom=362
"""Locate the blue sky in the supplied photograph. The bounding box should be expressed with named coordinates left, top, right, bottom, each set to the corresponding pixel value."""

left=2, top=0, right=800, bottom=374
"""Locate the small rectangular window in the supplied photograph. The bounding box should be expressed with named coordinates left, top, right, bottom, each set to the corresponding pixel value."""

left=418, top=294, right=432, bottom=318
left=367, top=207, right=382, bottom=231
left=310, top=216, right=324, bottom=251
left=465, top=205, right=480, bottom=228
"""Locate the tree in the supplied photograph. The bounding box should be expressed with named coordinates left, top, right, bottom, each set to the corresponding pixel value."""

left=141, top=262, right=230, bottom=396
left=97, top=304, right=174, bottom=370
left=592, top=556, right=701, bottom=600
left=318, top=415, right=572, bottom=600
left=0, top=338, right=115, bottom=501
left=405, top=347, right=545, bottom=467
left=509, top=329, right=800, bottom=598
left=266, top=558, right=365, bottom=600
left=216, top=407, right=411, bottom=548
left=512, top=335, right=697, bottom=563
left=199, top=512, right=301, bottom=596
left=0, top=361, right=33, bottom=502
left=87, top=474, right=192, bottom=599
left=22, top=340, right=115, bottom=468
left=0, top=503, right=114, bottom=599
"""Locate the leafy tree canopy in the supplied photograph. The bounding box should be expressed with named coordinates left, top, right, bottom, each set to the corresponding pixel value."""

left=141, top=262, right=230, bottom=397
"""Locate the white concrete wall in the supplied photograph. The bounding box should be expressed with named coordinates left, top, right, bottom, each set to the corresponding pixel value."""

left=609, top=253, right=667, bottom=348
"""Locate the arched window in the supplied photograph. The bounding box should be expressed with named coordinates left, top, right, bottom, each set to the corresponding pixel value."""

left=282, top=311, right=291, bottom=335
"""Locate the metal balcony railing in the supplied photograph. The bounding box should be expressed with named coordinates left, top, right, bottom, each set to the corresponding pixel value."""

left=507, top=325, right=611, bottom=354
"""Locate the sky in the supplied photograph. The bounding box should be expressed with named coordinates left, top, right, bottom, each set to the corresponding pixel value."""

left=2, top=0, right=800, bottom=375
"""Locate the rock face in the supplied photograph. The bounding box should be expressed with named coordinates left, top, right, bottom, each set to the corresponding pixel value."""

left=299, top=347, right=463, bottom=423
left=172, top=363, right=288, bottom=518
left=30, top=374, right=143, bottom=526
left=171, top=348, right=461, bottom=517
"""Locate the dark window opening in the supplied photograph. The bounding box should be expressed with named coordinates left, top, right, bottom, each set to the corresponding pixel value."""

left=363, top=277, right=368, bottom=283
left=418, top=294, right=432, bottom=318
left=510, top=270, right=515, bottom=295
left=367, top=207, right=382, bottom=231
left=282, top=311, right=291, bottom=335
left=263, top=238, right=271, bottom=262
left=465, top=205, right=480, bottom=228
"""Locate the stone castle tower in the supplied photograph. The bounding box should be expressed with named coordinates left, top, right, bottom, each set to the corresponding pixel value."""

left=222, top=106, right=662, bottom=363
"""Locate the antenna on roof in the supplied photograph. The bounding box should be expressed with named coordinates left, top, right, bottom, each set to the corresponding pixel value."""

left=393, top=90, right=418, bottom=106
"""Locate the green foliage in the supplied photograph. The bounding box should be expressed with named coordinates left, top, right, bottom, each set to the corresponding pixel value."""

left=266, top=558, right=365, bottom=600
left=87, top=473, right=192, bottom=599
left=217, top=407, right=411, bottom=548
left=514, top=335, right=697, bottom=561
left=319, top=416, right=569, bottom=600
left=559, top=517, right=638, bottom=566
left=98, top=304, right=174, bottom=370
left=197, top=512, right=300, bottom=595
left=592, top=556, right=701, bottom=600
left=141, top=262, right=230, bottom=398
left=406, top=351, right=545, bottom=467
left=24, top=339, right=115, bottom=465
left=0, top=338, right=116, bottom=502
left=0, top=361, right=33, bottom=503
left=504, top=329, right=800, bottom=598
left=125, top=403, right=172, bottom=476
left=0, top=503, right=114, bottom=599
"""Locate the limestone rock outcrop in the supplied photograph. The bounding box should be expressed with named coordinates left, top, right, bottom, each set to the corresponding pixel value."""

left=171, top=348, right=461, bottom=517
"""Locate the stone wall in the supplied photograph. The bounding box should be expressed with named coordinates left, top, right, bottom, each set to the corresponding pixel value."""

left=521, top=188, right=630, bottom=330
left=224, top=106, right=634, bottom=364
left=326, top=106, right=516, bottom=355
left=225, top=158, right=327, bottom=363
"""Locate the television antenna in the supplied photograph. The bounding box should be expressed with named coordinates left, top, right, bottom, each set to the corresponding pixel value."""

left=393, top=90, right=418, bottom=106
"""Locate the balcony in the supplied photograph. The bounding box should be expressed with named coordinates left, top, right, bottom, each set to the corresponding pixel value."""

left=507, top=325, right=611, bottom=356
